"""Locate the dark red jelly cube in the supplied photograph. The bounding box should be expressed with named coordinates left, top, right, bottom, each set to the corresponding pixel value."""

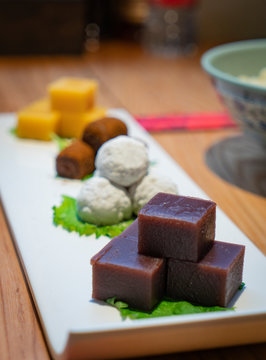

left=138, top=193, right=216, bottom=262
left=167, top=241, right=245, bottom=307
left=90, top=220, right=166, bottom=311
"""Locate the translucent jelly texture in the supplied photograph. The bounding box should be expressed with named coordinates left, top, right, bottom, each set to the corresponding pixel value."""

left=138, top=193, right=216, bottom=262
left=167, top=241, right=245, bottom=307
left=91, top=220, right=166, bottom=311
left=91, top=193, right=245, bottom=310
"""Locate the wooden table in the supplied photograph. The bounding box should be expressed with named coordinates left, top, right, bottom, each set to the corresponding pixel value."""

left=0, top=41, right=265, bottom=360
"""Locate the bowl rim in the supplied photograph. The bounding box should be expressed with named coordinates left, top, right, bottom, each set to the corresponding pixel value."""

left=201, top=39, right=266, bottom=93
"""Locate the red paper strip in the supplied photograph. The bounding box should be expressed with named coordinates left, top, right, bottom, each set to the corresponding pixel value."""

left=135, top=112, right=237, bottom=132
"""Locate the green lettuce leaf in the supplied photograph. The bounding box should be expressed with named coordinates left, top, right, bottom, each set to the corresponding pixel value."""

left=106, top=297, right=234, bottom=320
left=10, top=128, right=70, bottom=151
left=9, top=127, right=17, bottom=136
left=51, top=133, right=72, bottom=151
left=53, top=195, right=134, bottom=238
left=239, top=282, right=245, bottom=290
left=81, top=173, right=94, bottom=181
left=55, top=172, right=94, bottom=181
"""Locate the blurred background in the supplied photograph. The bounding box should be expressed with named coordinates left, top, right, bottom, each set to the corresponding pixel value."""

left=0, top=0, right=265, bottom=56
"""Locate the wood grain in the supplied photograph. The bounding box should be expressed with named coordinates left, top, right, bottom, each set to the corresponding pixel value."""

left=0, top=41, right=265, bottom=360
left=0, top=204, right=50, bottom=360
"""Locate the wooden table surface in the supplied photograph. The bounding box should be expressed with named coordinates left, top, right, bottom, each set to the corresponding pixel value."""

left=0, top=41, right=265, bottom=360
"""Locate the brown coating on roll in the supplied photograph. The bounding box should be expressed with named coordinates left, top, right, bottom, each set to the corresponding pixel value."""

left=82, top=117, right=127, bottom=152
left=56, top=140, right=95, bottom=179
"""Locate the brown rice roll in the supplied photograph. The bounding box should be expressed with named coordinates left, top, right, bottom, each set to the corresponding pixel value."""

left=82, top=117, right=127, bottom=153
left=56, top=140, right=95, bottom=179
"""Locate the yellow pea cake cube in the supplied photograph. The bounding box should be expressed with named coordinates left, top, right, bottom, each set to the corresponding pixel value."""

left=48, top=78, right=98, bottom=112
left=17, top=98, right=60, bottom=141
left=82, top=106, right=107, bottom=131
left=24, top=98, right=51, bottom=112
left=57, top=106, right=106, bottom=138
left=17, top=111, right=60, bottom=141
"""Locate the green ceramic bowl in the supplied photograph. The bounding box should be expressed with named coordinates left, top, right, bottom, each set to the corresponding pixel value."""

left=201, top=39, right=266, bottom=144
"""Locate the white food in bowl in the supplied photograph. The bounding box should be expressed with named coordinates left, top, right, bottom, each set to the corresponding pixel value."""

left=238, top=67, right=266, bottom=87
left=76, top=177, right=132, bottom=226
left=95, top=135, right=149, bottom=187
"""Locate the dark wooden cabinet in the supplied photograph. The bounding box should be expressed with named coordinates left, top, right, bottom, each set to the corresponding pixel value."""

left=0, top=0, right=86, bottom=55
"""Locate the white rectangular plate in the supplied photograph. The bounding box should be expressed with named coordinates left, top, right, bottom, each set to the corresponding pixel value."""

left=0, top=110, right=266, bottom=360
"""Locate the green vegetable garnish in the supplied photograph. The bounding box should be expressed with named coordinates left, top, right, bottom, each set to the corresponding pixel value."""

left=239, top=282, right=245, bottom=290
left=9, top=127, right=17, bottom=136
left=81, top=173, right=94, bottom=181
left=10, top=128, right=71, bottom=150
left=149, top=160, right=157, bottom=166
left=106, top=297, right=234, bottom=320
left=55, top=172, right=94, bottom=181
left=53, top=195, right=134, bottom=238
left=51, top=133, right=72, bottom=151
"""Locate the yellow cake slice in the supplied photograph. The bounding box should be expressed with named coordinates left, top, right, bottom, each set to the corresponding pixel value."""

left=17, top=98, right=60, bottom=141
left=23, top=98, right=51, bottom=112
left=57, top=106, right=106, bottom=138
left=48, top=77, right=98, bottom=112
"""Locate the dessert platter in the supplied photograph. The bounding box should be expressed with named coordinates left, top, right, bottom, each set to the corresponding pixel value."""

left=0, top=79, right=266, bottom=360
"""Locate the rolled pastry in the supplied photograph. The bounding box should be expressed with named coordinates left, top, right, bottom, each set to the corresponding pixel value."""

left=56, top=140, right=95, bottom=179
left=82, top=116, right=127, bottom=152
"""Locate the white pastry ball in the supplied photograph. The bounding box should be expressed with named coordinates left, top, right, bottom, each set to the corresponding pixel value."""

left=95, top=135, right=149, bottom=187
left=129, top=173, right=178, bottom=214
left=76, top=177, right=132, bottom=226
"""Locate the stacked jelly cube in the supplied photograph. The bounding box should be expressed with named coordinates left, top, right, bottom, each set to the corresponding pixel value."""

left=17, top=78, right=106, bottom=141
left=91, top=193, right=245, bottom=311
